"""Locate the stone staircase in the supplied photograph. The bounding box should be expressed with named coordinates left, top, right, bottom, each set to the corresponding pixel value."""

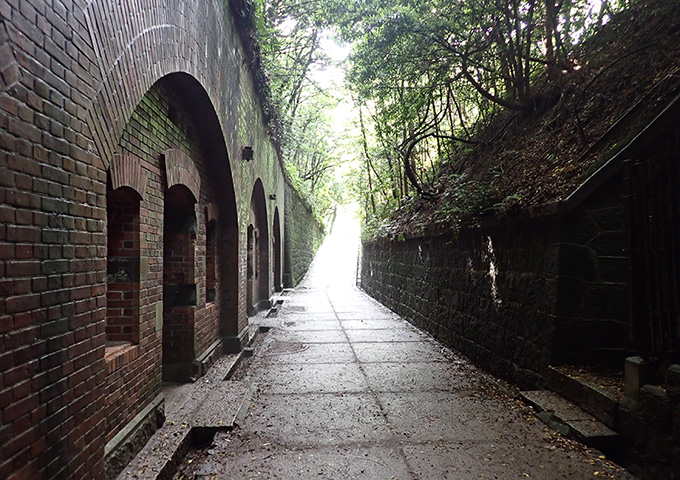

left=521, top=365, right=624, bottom=458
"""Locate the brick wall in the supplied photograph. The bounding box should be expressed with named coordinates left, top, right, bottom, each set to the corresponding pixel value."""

left=361, top=174, right=630, bottom=389
left=205, top=218, right=217, bottom=302
left=273, top=207, right=283, bottom=291
left=0, top=1, right=108, bottom=477
left=247, top=179, right=271, bottom=313
left=106, top=188, right=141, bottom=344
left=283, top=182, right=325, bottom=287
left=0, top=0, right=321, bottom=477
left=104, top=80, right=226, bottom=442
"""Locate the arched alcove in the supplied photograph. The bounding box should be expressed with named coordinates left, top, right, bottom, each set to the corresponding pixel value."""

left=157, top=73, right=240, bottom=341
left=248, top=179, right=270, bottom=314
left=106, top=185, right=142, bottom=345
left=162, top=184, right=197, bottom=381
left=273, top=207, right=282, bottom=292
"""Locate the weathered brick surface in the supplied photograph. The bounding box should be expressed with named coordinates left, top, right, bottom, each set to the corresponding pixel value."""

left=283, top=183, right=325, bottom=287
left=1, top=2, right=108, bottom=478
left=247, top=179, right=271, bottom=313
left=0, top=1, right=321, bottom=478
left=361, top=174, right=629, bottom=389
left=106, top=188, right=141, bottom=343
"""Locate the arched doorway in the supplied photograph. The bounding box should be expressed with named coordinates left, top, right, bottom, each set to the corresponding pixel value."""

left=162, top=184, right=197, bottom=381
left=108, top=72, right=241, bottom=383
left=158, top=74, right=240, bottom=345
left=247, top=179, right=270, bottom=314
left=273, top=207, right=282, bottom=292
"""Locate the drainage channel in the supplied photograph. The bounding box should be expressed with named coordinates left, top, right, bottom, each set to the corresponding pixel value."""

left=168, top=329, right=268, bottom=480
left=118, top=328, right=269, bottom=480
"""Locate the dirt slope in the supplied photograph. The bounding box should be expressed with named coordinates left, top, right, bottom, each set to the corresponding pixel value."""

left=386, top=0, right=680, bottom=237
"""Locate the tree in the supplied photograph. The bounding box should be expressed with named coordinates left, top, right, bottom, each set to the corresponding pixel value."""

left=252, top=0, right=346, bottom=220
left=319, top=0, right=629, bottom=233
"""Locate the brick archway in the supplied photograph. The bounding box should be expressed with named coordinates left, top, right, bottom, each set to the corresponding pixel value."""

left=248, top=179, right=270, bottom=314
left=163, top=149, right=201, bottom=202
left=102, top=72, right=241, bottom=455
left=110, top=154, right=149, bottom=197
left=273, top=207, right=283, bottom=292
left=82, top=0, right=263, bottom=341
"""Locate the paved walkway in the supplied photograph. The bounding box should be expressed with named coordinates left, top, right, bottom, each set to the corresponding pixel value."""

left=178, top=206, right=624, bottom=479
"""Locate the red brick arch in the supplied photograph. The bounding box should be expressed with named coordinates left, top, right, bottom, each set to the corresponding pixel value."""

left=163, top=149, right=201, bottom=202
left=83, top=1, right=241, bottom=170
left=110, top=154, right=149, bottom=198
left=248, top=178, right=270, bottom=313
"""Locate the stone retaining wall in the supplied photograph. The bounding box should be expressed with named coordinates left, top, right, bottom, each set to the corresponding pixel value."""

left=620, top=365, right=680, bottom=479
left=361, top=173, right=630, bottom=388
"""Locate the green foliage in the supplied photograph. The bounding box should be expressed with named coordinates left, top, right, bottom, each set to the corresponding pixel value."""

left=433, top=173, right=497, bottom=233
left=252, top=0, right=347, bottom=224
left=316, top=0, right=630, bottom=238
left=245, top=0, right=632, bottom=238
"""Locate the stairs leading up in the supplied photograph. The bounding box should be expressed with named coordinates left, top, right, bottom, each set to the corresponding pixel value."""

left=520, top=389, right=619, bottom=454
left=520, top=364, right=625, bottom=457
left=547, top=365, right=623, bottom=429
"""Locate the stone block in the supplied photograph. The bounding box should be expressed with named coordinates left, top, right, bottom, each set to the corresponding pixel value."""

left=625, top=356, right=655, bottom=401
left=597, top=256, right=628, bottom=283
left=555, top=277, right=587, bottom=317
left=673, top=446, right=680, bottom=477
left=639, top=384, right=671, bottom=432
left=561, top=213, right=600, bottom=245
left=588, top=231, right=627, bottom=257
left=546, top=365, right=620, bottom=429
left=582, top=289, right=609, bottom=318
left=666, top=364, right=680, bottom=387
left=589, top=206, right=625, bottom=232
left=672, top=402, right=680, bottom=440
left=155, top=301, right=163, bottom=332
left=618, top=395, right=642, bottom=444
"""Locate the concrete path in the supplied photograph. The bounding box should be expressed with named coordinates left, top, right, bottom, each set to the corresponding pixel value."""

left=177, top=206, right=626, bottom=479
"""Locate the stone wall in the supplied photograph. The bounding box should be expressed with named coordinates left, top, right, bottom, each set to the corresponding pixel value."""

left=611, top=363, right=680, bottom=479
left=362, top=221, right=560, bottom=388
left=283, top=182, right=325, bottom=287
left=553, top=178, right=630, bottom=367
left=361, top=173, right=630, bottom=388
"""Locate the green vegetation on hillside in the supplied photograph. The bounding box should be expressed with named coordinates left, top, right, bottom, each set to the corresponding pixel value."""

left=336, top=0, right=639, bottom=238
left=234, top=0, right=680, bottom=239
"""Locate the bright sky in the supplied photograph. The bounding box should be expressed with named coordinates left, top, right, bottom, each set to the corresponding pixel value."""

left=307, top=31, right=359, bottom=181
left=308, top=32, right=351, bottom=90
